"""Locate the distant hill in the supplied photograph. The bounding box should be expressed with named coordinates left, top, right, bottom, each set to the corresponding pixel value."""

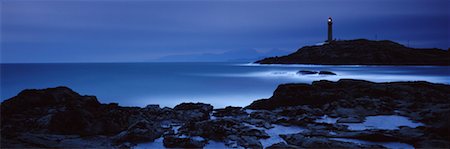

left=255, top=39, right=450, bottom=65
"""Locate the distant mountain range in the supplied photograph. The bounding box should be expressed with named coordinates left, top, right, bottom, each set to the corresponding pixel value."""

left=156, top=49, right=292, bottom=62
left=256, top=39, right=450, bottom=65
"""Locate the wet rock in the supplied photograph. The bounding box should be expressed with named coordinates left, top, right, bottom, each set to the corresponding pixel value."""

left=163, top=135, right=207, bottom=148
left=318, top=71, right=336, bottom=75
left=249, top=110, right=277, bottom=123
left=267, top=142, right=301, bottom=149
left=336, top=116, right=365, bottom=123
left=244, top=118, right=273, bottom=129
left=179, top=118, right=242, bottom=140
left=1, top=87, right=103, bottom=135
left=275, top=115, right=315, bottom=127
left=174, top=102, right=213, bottom=113
left=178, top=118, right=269, bottom=148
left=297, top=70, right=318, bottom=75
left=7, top=133, right=113, bottom=148
left=237, top=136, right=262, bottom=149
left=112, top=120, right=163, bottom=144
left=277, top=105, right=314, bottom=116
left=213, top=106, right=247, bottom=117
left=174, top=102, right=213, bottom=121
left=248, top=79, right=450, bottom=110
left=142, top=104, right=161, bottom=113
left=281, top=133, right=385, bottom=148
left=2, top=80, right=450, bottom=148
left=239, top=128, right=270, bottom=139
left=415, top=139, right=450, bottom=148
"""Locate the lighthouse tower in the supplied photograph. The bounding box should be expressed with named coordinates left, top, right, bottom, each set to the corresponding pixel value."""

left=327, top=17, right=333, bottom=43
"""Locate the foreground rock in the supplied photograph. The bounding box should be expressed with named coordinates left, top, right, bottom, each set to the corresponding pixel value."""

left=297, top=70, right=318, bottom=75
left=2, top=79, right=450, bottom=148
left=213, top=106, right=247, bottom=117
left=0, top=87, right=210, bottom=148
left=256, top=39, right=450, bottom=65
left=318, top=71, right=336, bottom=75
left=247, top=79, right=450, bottom=148
left=163, top=135, right=207, bottom=148
left=281, top=133, right=385, bottom=148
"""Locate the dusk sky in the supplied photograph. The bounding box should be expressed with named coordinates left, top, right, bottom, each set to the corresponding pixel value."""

left=1, top=0, right=449, bottom=63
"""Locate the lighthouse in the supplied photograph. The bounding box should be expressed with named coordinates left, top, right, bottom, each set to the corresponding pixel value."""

left=327, top=17, right=333, bottom=43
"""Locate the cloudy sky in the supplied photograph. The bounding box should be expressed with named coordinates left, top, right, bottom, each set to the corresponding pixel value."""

left=1, top=0, right=448, bottom=63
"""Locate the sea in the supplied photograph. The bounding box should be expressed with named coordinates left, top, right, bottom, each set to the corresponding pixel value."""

left=1, top=62, right=449, bottom=108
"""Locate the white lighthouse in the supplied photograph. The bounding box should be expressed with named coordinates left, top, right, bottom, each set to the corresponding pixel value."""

left=327, top=17, right=333, bottom=43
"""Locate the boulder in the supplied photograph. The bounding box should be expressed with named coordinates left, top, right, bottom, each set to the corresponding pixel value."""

left=213, top=106, right=247, bottom=117
left=143, top=104, right=161, bottom=113
left=174, top=102, right=213, bottom=121
left=178, top=117, right=270, bottom=147
left=112, top=120, right=163, bottom=144
left=336, top=117, right=365, bottom=123
left=163, top=135, right=207, bottom=148
left=249, top=110, right=277, bottom=122
left=244, top=118, right=273, bottom=129
left=267, top=142, right=301, bottom=149
left=318, top=71, right=337, bottom=75
left=237, top=136, right=262, bottom=149
left=281, top=133, right=385, bottom=148
left=297, top=70, right=318, bottom=75
left=174, top=102, right=213, bottom=113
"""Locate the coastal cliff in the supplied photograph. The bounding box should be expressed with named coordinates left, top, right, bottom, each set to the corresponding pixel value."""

left=256, top=39, right=450, bottom=65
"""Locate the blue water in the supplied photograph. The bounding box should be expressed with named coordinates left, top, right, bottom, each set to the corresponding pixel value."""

left=1, top=62, right=449, bottom=108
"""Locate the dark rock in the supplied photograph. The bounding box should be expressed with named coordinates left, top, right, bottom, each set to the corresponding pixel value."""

left=174, top=102, right=213, bottom=121
left=239, top=128, right=270, bottom=139
left=0, top=86, right=135, bottom=136
left=244, top=118, right=273, bottom=129
left=2, top=133, right=113, bottom=148
left=179, top=118, right=243, bottom=140
left=415, top=140, right=450, bottom=148
left=249, top=110, right=277, bottom=123
left=336, top=116, right=365, bottom=123
left=246, top=79, right=450, bottom=113
left=174, top=102, right=213, bottom=113
left=297, top=70, right=318, bottom=75
left=237, top=136, right=262, bottom=149
left=256, top=39, right=450, bottom=65
left=277, top=105, right=323, bottom=116
left=267, top=142, right=301, bottom=149
left=143, top=104, right=161, bottom=113
left=112, top=119, right=163, bottom=144
left=163, top=135, right=206, bottom=148
left=213, top=106, right=247, bottom=117
left=281, top=133, right=385, bottom=148
left=318, top=71, right=336, bottom=75
left=2, top=81, right=450, bottom=148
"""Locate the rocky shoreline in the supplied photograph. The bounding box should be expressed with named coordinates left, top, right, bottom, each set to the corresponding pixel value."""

left=1, top=79, right=449, bottom=148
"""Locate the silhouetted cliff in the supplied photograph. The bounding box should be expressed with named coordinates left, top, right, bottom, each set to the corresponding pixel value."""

left=256, top=39, right=450, bottom=65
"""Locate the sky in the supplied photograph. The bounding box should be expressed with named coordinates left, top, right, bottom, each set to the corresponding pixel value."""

left=1, top=0, right=449, bottom=63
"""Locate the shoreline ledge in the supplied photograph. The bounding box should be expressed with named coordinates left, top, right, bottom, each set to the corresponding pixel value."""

left=1, top=79, right=449, bottom=148
left=255, top=39, right=450, bottom=65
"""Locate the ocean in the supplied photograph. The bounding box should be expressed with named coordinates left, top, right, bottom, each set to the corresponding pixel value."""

left=1, top=62, right=449, bottom=108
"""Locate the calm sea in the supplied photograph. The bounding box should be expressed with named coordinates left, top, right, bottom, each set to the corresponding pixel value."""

left=1, top=62, right=449, bottom=108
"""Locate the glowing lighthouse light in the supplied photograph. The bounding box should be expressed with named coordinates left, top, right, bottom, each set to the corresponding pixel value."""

left=327, top=17, right=333, bottom=43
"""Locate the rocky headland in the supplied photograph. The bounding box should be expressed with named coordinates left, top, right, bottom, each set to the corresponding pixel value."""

left=1, top=79, right=449, bottom=148
left=256, top=39, right=450, bottom=65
